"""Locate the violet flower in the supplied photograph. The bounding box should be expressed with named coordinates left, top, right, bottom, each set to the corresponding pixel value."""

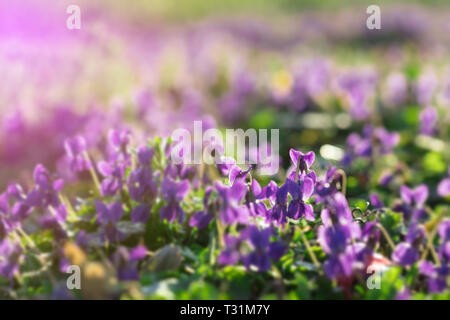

left=315, top=166, right=343, bottom=202
left=342, top=126, right=399, bottom=165
left=216, top=156, right=236, bottom=176
left=26, top=164, right=64, bottom=209
left=38, top=203, right=68, bottom=240
left=384, top=72, right=408, bottom=107
left=189, top=186, right=214, bottom=229
left=112, top=244, right=148, bottom=281
left=218, top=234, right=246, bottom=266
left=437, top=168, right=450, bottom=198
left=415, top=72, right=437, bottom=106
left=287, top=149, right=316, bottom=183
left=392, top=224, right=424, bottom=267
left=337, top=70, right=377, bottom=121
left=286, top=177, right=315, bottom=221
left=370, top=193, right=384, bottom=209
left=242, top=226, right=286, bottom=272
left=97, top=161, right=126, bottom=197
left=214, top=180, right=249, bottom=225
left=245, top=179, right=269, bottom=218
left=64, top=135, right=91, bottom=172
left=160, top=177, right=190, bottom=223
left=0, top=238, right=22, bottom=281
left=127, top=146, right=157, bottom=223
left=418, top=261, right=448, bottom=293
left=417, top=219, right=450, bottom=293
left=318, top=192, right=362, bottom=280
left=108, top=129, right=131, bottom=162
left=95, top=201, right=123, bottom=243
left=394, top=184, right=429, bottom=222
left=228, top=164, right=252, bottom=185
left=0, top=191, right=22, bottom=239
left=267, top=183, right=288, bottom=226
left=419, top=106, right=438, bottom=136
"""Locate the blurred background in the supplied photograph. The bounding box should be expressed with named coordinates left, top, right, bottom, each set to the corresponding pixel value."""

left=1, top=0, right=449, bottom=201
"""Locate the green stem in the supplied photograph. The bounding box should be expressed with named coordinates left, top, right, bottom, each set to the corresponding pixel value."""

left=15, top=228, right=57, bottom=285
left=298, top=226, right=321, bottom=271
left=84, top=151, right=101, bottom=194
left=376, top=223, right=396, bottom=252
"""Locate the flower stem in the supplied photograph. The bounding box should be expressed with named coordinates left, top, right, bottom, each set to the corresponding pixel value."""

left=420, top=222, right=441, bottom=266
left=83, top=151, right=101, bottom=194
left=298, top=226, right=321, bottom=271
left=15, top=227, right=57, bottom=285
left=376, top=223, right=396, bottom=252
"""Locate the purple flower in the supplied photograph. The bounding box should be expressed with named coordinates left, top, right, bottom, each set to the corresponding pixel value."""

left=255, top=180, right=278, bottom=203
left=112, top=244, right=147, bottom=281
left=289, top=149, right=315, bottom=176
left=318, top=192, right=363, bottom=280
left=384, top=72, right=408, bottom=107
left=395, top=288, right=411, bottom=300
left=419, top=107, right=438, bottom=136
left=160, top=178, right=190, bottom=223
left=419, top=261, right=449, bottom=293
left=64, top=135, right=91, bottom=172
left=214, top=181, right=249, bottom=225
left=108, top=129, right=130, bottom=158
left=189, top=186, right=214, bottom=229
left=218, top=234, right=245, bottom=266
left=0, top=191, right=22, bottom=238
left=267, top=183, right=288, bottom=226
left=415, top=72, right=437, bottom=106
left=361, top=221, right=381, bottom=248
left=216, top=156, right=236, bottom=176
left=98, top=161, right=126, bottom=196
left=95, top=201, right=123, bottom=243
left=286, top=177, right=315, bottom=221
left=0, top=238, right=22, bottom=280
left=38, top=204, right=68, bottom=240
left=337, top=70, right=377, bottom=121
left=318, top=224, right=350, bottom=255
left=228, top=164, right=252, bottom=185
left=321, top=193, right=355, bottom=226
left=315, top=167, right=347, bottom=204
left=136, top=145, right=154, bottom=167
left=127, top=147, right=157, bottom=223
left=396, top=184, right=429, bottom=222
left=392, top=242, right=419, bottom=267
left=437, top=169, right=450, bottom=198
left=323, top=250, right=355, bottom=280
left=26, top=164, right=63, bottom=209
left=128, top=165, right=156, bottom=203
left=405, top=223, right=425, bottom=245
left=373, top=128, right=400, bottom=154
left=243, top=226, right=286, bottom=272
left=379, top=170, right=394, bottom=187
left=438, top=219, right=450, bottom=264
left=343, top=126, right=399, bottom=165
left=370, top=193, right=384, bottom=209
left=392, top=223, right=424, bottom=267
left=189, top=211, right=214, bottom=229
left=438, top=219, right=450, bottom=243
